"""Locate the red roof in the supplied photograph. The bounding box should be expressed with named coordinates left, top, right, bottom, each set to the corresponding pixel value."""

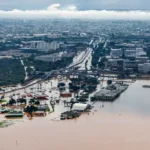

left=36, top=97, right=48, bottom=101
left=26, top=93, right=33, bottom=97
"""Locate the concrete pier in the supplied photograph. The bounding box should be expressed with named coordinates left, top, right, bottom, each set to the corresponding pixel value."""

left=92, top=83, right=129, bottom=101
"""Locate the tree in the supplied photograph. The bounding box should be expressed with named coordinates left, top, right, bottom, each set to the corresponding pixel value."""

left=9, top=98, right=16, bottom=105
left=29, top=99, right=36, bottom=104
left=17, top=98, right=27, bottom=104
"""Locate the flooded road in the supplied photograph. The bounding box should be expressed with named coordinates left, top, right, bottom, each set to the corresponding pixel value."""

left=1, top=80, right=150, bottom=150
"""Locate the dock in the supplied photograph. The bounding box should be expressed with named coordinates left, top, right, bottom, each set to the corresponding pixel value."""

left=92, top=83, right=129, bottom=101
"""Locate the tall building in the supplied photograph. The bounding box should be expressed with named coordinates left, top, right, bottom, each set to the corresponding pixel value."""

left=117, top=59, right=125, bottom=71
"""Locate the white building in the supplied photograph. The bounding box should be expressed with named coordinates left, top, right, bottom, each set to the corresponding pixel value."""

left=24, top=41, right=64, bottom=51
left=110, top=49, right=122, bottom=58
left=136, top=48, right=147, bottom=57
left=125, top=50, right=136, bottom=58
left=49, top=41, right=63, bottom=50
left=138, top=63, right=150, bottom=73
left=29, top=41, right=50, bottom=51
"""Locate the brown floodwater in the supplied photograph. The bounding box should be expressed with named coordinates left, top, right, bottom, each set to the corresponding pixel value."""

left=1, top=80, right=150, bottom=150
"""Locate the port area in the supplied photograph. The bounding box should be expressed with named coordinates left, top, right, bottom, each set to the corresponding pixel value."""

left=92, top=83, right=129, bottom=101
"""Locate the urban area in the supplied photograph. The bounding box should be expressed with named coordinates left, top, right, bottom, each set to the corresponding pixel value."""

left=0, top=19, right=150, bottom=127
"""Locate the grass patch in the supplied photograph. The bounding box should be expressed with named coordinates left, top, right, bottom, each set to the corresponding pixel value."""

left=0, top=121, right=14, bottom=128
left=0, top=122, right=3, bottom=126
left=46, top=106, right=50, bottom=112
left=0, top=100, right=7, bottom=103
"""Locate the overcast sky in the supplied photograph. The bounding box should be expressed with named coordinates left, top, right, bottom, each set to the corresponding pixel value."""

left=0, top=0, right=149, bottom=10
left=0, top=1, right=149, bottom=20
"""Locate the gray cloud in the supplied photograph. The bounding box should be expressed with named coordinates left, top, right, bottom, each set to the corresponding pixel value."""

left=0, top=4, right=150, bottom=20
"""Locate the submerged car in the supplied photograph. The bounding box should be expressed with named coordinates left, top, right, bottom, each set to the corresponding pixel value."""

left=61, top=111, right=81, bottom=120
left=5, top=109, right=23, bottom=118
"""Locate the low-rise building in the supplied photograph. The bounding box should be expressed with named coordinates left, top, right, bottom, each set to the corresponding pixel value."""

left=35, top=54, right=62, bottom=62
left=136, top=48, right=147, bottom=57
left=108, top=59, right=138, bottom=70
left=62, top=52, right=75, bottom=58
left=125, top=49, right=136, bottom=58
left=138, top=63, right=150, bottom=73
left=110, top=48, right=122, bottom=58
left=136, top=57, right=149, bottom=63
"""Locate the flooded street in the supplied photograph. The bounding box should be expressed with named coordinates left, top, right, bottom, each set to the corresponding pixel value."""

left=1, top=80, right=150, bottom=150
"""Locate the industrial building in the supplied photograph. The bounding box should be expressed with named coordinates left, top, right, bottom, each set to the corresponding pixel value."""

left=22, top=41, right=64, bottom=51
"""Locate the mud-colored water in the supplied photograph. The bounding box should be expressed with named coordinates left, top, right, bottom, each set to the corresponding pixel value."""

left=1, top=80, right=150, bottom=150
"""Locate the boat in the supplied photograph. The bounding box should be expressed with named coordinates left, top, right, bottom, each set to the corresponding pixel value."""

left=142, top=85, right=150, bottom=88
left=5, top=109, right=23, bottom=118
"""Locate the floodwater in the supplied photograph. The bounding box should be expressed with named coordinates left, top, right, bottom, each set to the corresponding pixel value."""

left=97, top=80, right=150, bottom=115
left=1, top=80, right=150, bottom=150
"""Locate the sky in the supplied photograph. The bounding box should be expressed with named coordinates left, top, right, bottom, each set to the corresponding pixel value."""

left=0, top=0, right=149, bottom=10
left=0, top=0, right=150, bottom=20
